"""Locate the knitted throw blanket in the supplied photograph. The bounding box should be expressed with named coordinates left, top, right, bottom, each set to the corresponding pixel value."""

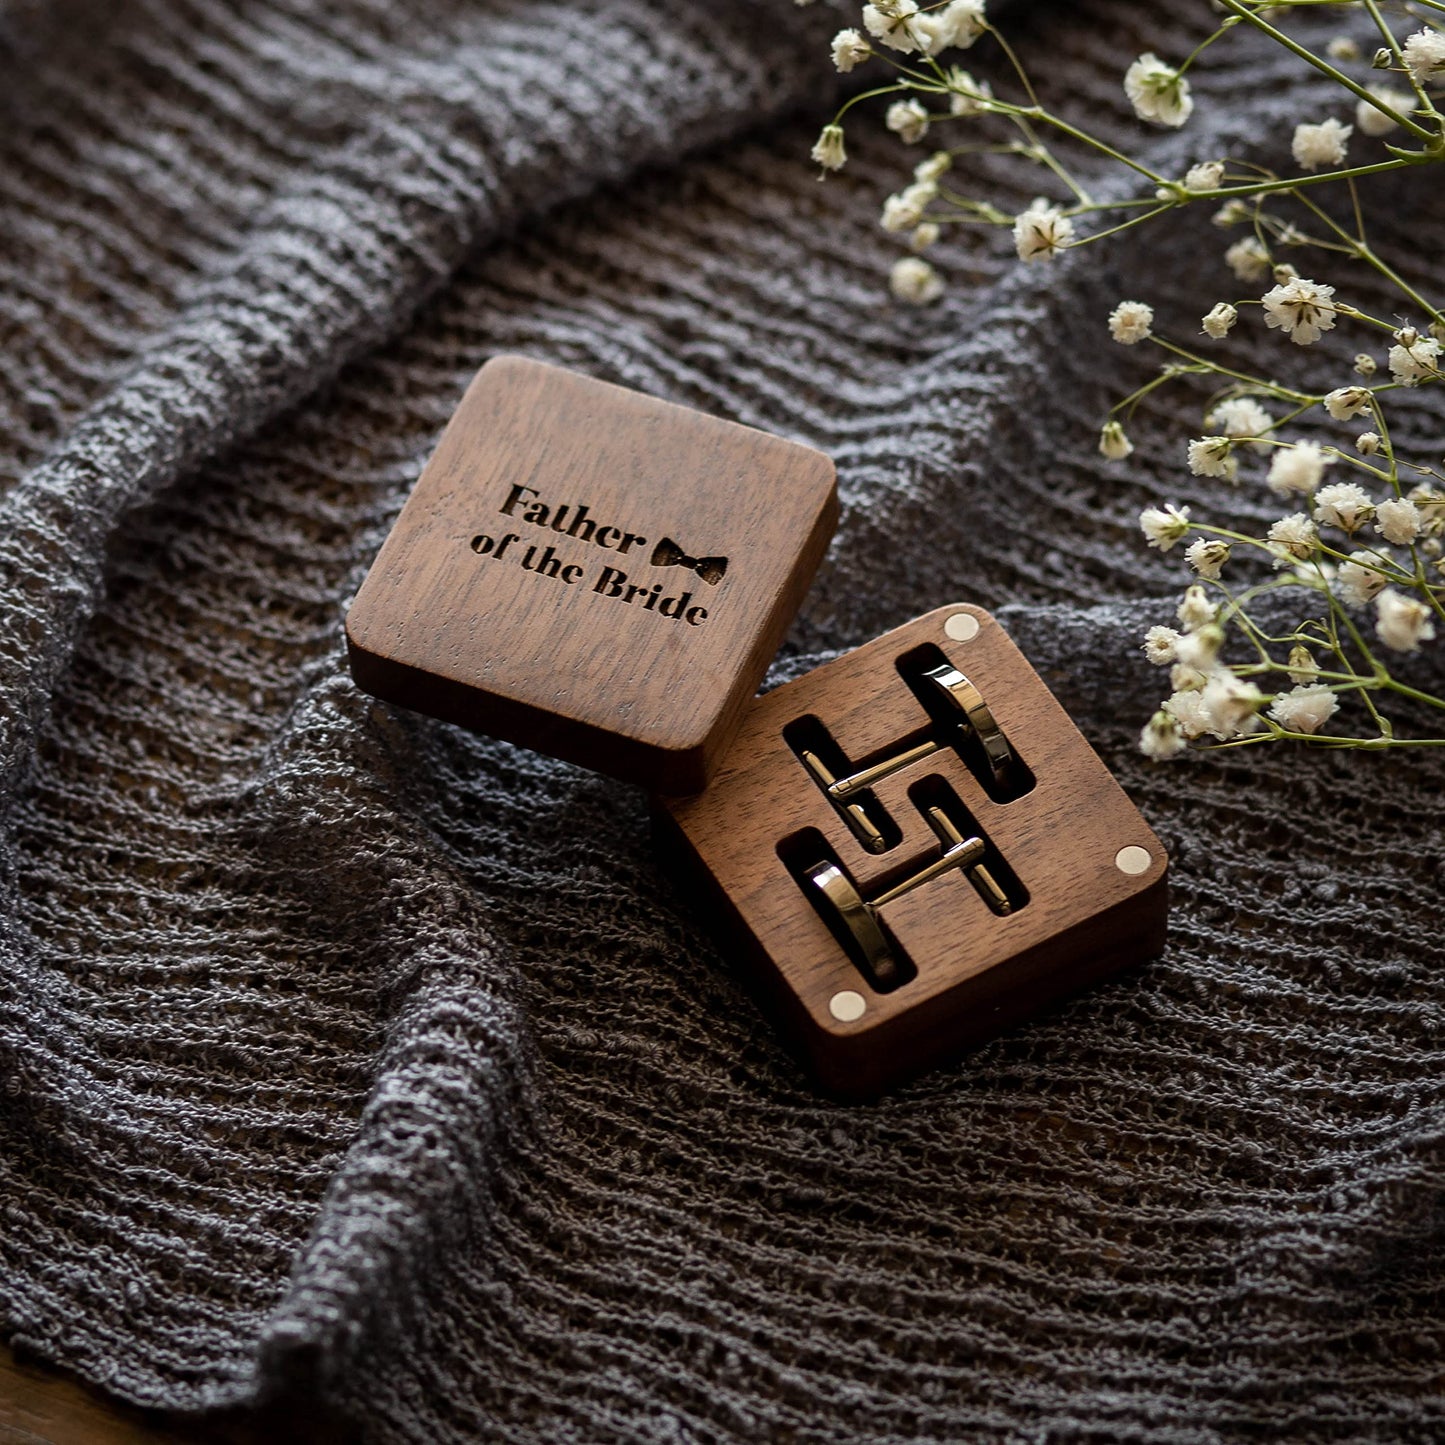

left=2, top=0, right=1443, bottom=1438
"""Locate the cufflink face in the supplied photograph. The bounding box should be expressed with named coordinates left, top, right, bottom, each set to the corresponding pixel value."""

left=654, top=605, right=1169, bottom=1099
left=345, top=356, right=836, bottom=793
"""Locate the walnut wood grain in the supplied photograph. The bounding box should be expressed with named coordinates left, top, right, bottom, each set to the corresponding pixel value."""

left=655, top=605, right=1168, bottom=1098
left=346, top=355, right=837, bottom=792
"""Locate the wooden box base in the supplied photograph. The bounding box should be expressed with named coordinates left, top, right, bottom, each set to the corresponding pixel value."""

left=655, top=605, right=1168, bottom=1099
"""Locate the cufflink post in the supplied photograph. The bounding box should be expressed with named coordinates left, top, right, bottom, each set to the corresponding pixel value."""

left=827, top=664, right=1018, bottom=801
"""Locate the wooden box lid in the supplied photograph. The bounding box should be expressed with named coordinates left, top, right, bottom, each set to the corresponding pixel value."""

left=345, top=356, right=838, bottom=793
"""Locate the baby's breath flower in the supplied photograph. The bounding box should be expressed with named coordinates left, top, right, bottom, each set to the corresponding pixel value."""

left=1143, top=625, right=1182, bottom=665
left=1202, top=302, right=1237, bottom=338
left=831, top=28, right=872, bottom=72
left=1099, top=420, right=1134, bottom=460
left=1268, top=683, right=1340, bottom=735
left=916, top=0, right=988, bottom=54
left=915, top=152, right=951, bottom=185
left=1108, top=300, right=1154, bottom=344
left=1337, top=551, right=1390, bottom=606
left=947, top=68, right=993, bottom=115
left=1354, top=352, right=1378, bottom=377
left=1261, top=276, right=1338, bottom=345
left=1268, top=512, right=1319, bottom=561
left=1213, top=200, right=1252, bottom=228
left=1177, top=585, right=1217, bottom=631
left=1165, top=688, right=1212, bottom=739
left=1291, top=118, right=1351, bottom=171
left=1188, top=436, right=1237, bottom=480
left=881, top=183, right=933, bottom=231
left=1388, top=332, right=1442, bottom=386
left=1287, top=644, right=1318, bottom=684
left=1200, top=671, right=1265, bottom=739
left=1328, top=37, right=1361, bottom=63
left=1375, top=587, right=1437, bottom=652
left=1376, top=498, right=1422, bottom=546
left=1140, top=710, right=1186, bottom=759
left=1124, top=53, right=1194, bottom=128
left=1266, top=441, right=1330, bottom=497
left=1177, top=623, right=1224, bottom=670
left=812, top=124, right=848, bottom=171
left=1313, top=481, right=1374, bottom=534
left=886, top=98, right=930, bottom=144
left=1323, top=385, right=1371, bottom=421
left=1140, top=503, right=1191, bottom=550
left=889, top=255, right=944, bottom=305
left=1012, top=201, right=1073, bottom=262
left=1207, top=396, right=1272, bottom=449
left=911, top=222, right=940, bottom=251
left=1402, top=28, right=1445, bottom=88
left=1272, top=262, right=1300, bottom=284
left=1355, top=85, right=1411, bottom=136
left=1171, top=661, right=1209, bottom=693
left=1186, top=536, right=1230, bottom=580
left=1371, top=46, right=1393, bottom=70
left=1409, top=485, right=1445, bottom=535
left=862, top=1, right=922, bottom=53
left=1225, top=236, right=1271, bottom=283
left=1355, top=431, right=1381, bottom=455
left=1185, top=160, right=1224, bottom=190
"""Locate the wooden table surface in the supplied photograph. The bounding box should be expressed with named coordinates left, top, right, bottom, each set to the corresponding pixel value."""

left=0, top=1345, right=347, bottom=1445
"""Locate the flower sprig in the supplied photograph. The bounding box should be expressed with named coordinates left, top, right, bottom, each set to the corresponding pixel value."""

left=809, top=1, right=1445, bottom=305
left=1128, top=284, right=1445, bottom=757
left=806, top=0, right=1445, bottom=755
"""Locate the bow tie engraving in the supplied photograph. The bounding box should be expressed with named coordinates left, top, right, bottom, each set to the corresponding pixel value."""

left=651, top=537, right=728, bottom=586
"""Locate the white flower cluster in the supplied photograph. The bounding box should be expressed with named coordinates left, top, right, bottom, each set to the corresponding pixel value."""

left=1135, top=464, right=1444, bottom=757
left=1013, top=200, right=1073, bottom=262
left=856, top=0, right=987, bottom=60
left=1124, top=53, right=1193, bottom=128
left=1138, top=582, right=1270, bottom=758
left=815, top=0, right=1445, bottom=760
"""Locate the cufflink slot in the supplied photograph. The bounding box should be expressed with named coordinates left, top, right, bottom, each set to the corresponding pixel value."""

left=907, top=774, right=1029, bottom=916
left=777, top=829, right=915, bottom=993
left=895, top=644, right=1034, bottom=803
left=783, top=715, right=901, bottom=856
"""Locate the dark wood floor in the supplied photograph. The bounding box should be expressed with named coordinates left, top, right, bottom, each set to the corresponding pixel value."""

left=0, top=1346, right=350, bottom=1445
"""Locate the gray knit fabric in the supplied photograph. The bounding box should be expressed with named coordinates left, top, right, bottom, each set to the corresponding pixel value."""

left=2, top=0, right=1444, bottom=1439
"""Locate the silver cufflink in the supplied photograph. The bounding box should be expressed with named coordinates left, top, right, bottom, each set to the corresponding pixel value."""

left=828, top=663, right=1019, bottom=800
left=800, top=805, right=1011, bottom=988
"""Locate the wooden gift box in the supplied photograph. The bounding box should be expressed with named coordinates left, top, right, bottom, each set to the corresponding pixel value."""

left=346, top=357, right=1168, bottom=1098
left=654, top=606, right=1167, bottom=1099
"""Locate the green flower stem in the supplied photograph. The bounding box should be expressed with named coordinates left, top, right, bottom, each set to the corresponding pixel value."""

left=982, top=22, right=1042, bottom=111
left=830, top=84, right=907, bottom=125
left=1190, top=158, right=1419, bottom=200
left=1177, top=23, right=1232, bottom=77
left=1234, top=662, right=1385, bottom=690
left=1319, top=580, right=1396, bottom=734
left=1149, top=338, right=1315, bottom=403
left=1111, top=368, right=1184, bottom=421
left=1381, top=675, right=1445, bottom=711
left=1361, top=0, right=1440, bottom=117
left=1209, top=729, right=1445, bottom=750
left=1365, top=394, right=1402, bottom=499
left=1010, top=104, right=1169, bottom=187
left=1009, top=116, right=1094, bottom=206
left=1290, top=188, right=1444, bottom=325
left=1216, top=0, right=1437, bottom=141
left=1313, top=540, right=1409, bottom=578
left=1065, top=205, right=1174, bottom=247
